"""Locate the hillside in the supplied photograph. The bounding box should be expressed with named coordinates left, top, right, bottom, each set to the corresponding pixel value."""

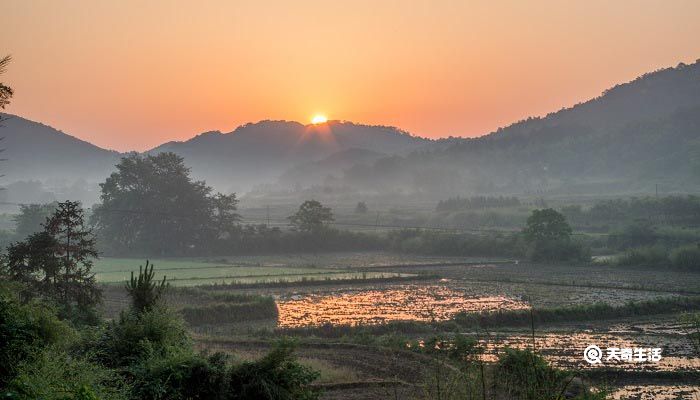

left=0, top=114, right=120, bottom=183
left=334, top=60, right=700, bottom=196
left=149, top=120, right=430, bottom=192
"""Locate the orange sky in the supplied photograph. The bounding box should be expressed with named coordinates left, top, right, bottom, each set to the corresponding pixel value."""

left=3, top=0, right=700, bottom=151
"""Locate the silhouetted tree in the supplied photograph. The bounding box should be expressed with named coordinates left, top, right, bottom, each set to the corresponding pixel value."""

left=354, top=201, right=368, bottom=214
left=3, top=201, right=101, bottom=322
left=91, top=153, right=240, bottom=255
left=288, top=200, right=334, bottom=233
left=0, top=55, right=12, bottom=113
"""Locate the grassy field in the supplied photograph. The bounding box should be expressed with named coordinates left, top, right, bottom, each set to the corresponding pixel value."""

left=94, top=256, right=411, bottom=286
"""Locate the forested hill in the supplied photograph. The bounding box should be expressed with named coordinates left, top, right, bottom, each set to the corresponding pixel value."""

left=338, top=60, right=700, bottom=196
left=148, top=120, right=431, bottom=192
left=0, top=114, right=120, bottom=182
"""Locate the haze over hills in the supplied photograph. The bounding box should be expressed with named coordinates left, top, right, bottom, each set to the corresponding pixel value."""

left=148, top=120, right=431, bottom=192
left=0, top=114, right=120, bottom=183
left=330, top=60, right=700, bottom=197
left=1, top=59, right=699, bottom=203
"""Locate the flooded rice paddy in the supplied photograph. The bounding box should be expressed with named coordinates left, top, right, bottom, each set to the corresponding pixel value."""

left=276, top=285, right=529, bottom=327
left=479, top=332, right=699, bottom=371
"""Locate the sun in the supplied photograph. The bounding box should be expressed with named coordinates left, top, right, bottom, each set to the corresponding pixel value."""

left=311, top=114, right=328, bottom=124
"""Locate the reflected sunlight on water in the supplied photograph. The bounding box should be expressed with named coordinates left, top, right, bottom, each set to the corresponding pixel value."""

left=276, top=285, right=529, bottom=327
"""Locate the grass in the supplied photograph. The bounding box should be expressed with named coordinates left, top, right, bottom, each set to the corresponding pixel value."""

left=181, top=297, right=278, bottom=326
left=94, top=257, right=407, bottom=286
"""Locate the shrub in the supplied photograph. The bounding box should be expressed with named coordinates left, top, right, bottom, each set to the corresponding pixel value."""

left=526, top=238, right=590, bottom=263
left=181, top=297, right=278, bottom=326
left=97, top=306, right=190, bottom=368
left=227, top=340, right=320, bottom=400
left=4, top=347, right=128, bottom=400
left=0, top=289, right=75, bottom=385
left=614, top=245, right=669, bottom=267
left=129, top=350, right=229, bottom=400
left=670, top=245, right=700, bottom=271
left=494, top=349, right=571, bottom=400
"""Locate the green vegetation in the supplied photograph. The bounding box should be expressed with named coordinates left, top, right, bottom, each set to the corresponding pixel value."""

left=2, top=201, right=101, bottom=324
left=611, top=243, right=700, bottom=271
left=91, top=152, right=241, bottom=256
left=288, top=200, right=334, bottom=233
left=125, top=260, right=168, bottom=313
left=523, top=208, right=589, bottom=262
left=1, top=224, right=321, bottom=399
left=180, top=296, right=278, bottom=326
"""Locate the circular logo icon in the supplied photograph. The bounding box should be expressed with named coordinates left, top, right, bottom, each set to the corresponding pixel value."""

left=583, top=345, right=603, bottom=364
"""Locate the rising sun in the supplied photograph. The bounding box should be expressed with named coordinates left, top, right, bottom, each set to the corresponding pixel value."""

left=311, top=114, right=328, bottom=124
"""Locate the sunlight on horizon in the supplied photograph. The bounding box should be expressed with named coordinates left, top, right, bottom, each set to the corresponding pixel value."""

left=311, top=115, right=328, bottom=124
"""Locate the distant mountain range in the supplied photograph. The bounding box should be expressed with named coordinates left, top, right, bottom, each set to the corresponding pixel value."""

left=2, top=58, right=699, bottom=202
left=336, top=60, right=700, bottom=196
left=148, top=120, right=430, bottom=192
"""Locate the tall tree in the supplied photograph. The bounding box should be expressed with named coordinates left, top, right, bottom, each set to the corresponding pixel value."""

left=3, top=201, right=101, bottom=321
left=91, top=152, right=239, bottom=255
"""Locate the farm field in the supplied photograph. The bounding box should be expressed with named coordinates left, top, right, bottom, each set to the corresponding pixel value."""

left=98, top=252, right=700, bottom=399
left=94, top=256, right=413, bottom=286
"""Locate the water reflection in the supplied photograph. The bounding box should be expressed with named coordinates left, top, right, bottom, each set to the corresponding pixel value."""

left=276, top=285, right=529, bottom=327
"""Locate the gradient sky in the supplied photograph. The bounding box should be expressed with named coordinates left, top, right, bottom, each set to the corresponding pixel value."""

left=3, top=0, right=700, bottom=151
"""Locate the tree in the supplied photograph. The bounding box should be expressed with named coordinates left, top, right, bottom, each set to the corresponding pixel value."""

left=126, top=260, right=168, bottom=313
left=288, top=200, right=334, bottom=233
left=522, top=208, right=588, bottom=262
left=13, top=203, right=57, bottom=239
left=522, top=208, right=572, bottom=243
left=91, top=153, right=240, bottom=255
left=0, top=55, right=12, bottom=112
left=354, top=201, right=368, bottom=214
left=3, top=201, right=101, bottom=322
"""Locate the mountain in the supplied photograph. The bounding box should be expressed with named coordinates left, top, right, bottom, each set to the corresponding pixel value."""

left=333, top=60, right=700, bottom=196
left=0, top=115, right=431, bottom=200
left=2, top=59, right=699, bottom=201
left=0, top=113, right=120, bottom=183
left=278, top=147, right=388, bottom=187
left=148, top=120, right=431, bottom=192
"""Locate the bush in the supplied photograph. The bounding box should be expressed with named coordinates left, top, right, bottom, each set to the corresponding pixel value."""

left=614, top=245, right=669, bottom=267
left=129, top=350, right=229, bottom=400
left=4, top=347, right=128, bottom=400
left=227, top=340, right=320, bottom=400
left=526, top=238, right=590, bottom=263
left=97, top=306, right=190, bottom=368
left=0, top=289, right=75, bottom=385
left=670, top=245, right=700, bottom=271
left=495, top=348, right=570, bottom=399
left=181, top=297, right=278, bottom=326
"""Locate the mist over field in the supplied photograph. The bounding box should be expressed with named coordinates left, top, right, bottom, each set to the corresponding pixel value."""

left=2, top=60, right=700, bottom=209
left=1, top=3, right=700, bottom=399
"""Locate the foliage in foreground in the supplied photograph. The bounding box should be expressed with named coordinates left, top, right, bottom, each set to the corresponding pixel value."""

left=1, top=263, right=320, bottom=400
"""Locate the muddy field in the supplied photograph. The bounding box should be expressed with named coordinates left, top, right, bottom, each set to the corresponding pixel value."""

left=102, top=253, right=700, bottom=399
